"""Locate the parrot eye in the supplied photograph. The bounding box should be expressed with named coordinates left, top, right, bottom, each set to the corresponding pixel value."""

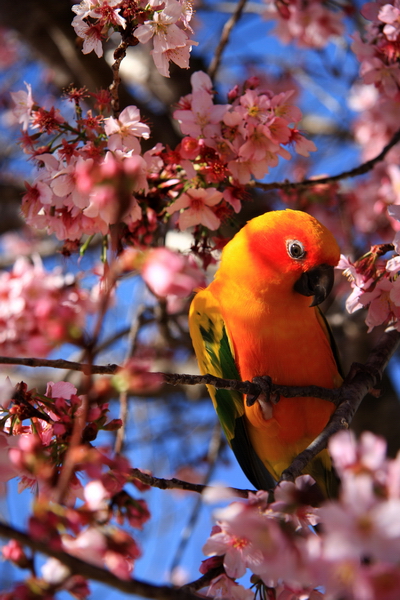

left=287, top=239, right=306, bottom=260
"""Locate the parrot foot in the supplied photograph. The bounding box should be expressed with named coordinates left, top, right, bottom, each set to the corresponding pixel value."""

left=246, top=376, right=280, bottom=419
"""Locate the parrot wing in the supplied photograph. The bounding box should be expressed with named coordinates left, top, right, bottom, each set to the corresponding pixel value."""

left=315, top=306, right=345, bottom=380
left=189, top=289, right=276, bottom=491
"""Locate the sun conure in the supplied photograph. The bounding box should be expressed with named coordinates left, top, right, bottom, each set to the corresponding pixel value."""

left=189, top=209, right=342, bottom=497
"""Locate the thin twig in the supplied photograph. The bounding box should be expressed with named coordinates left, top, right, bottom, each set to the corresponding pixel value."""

left=115, top=305, right=149, bottom=454
left=169, top=423, right=223, bottom=577
left=208, top=0, right=249, bottom=80
left=252, top=128, right=400, bottom=191
left=129, top=467, right=251, bottom=498
left=0, top=522, right=201, bottom=600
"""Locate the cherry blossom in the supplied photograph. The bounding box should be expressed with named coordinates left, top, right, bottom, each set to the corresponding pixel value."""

left=134, top=0, right=196, bottom=77
left=206, top=574, right=255, bottom=600
left=379, top=2, right=400, bottom=40
left=10, top=82, right=34, bottom=130
left=167, top=188, right=223, bottom=230
left=104, top=106, right=151, bottom=152
left=141, top=247, right=205, bottom=298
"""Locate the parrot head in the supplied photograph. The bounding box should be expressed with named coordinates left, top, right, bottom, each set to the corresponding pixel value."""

left=220, top=209, right=340, bottom=307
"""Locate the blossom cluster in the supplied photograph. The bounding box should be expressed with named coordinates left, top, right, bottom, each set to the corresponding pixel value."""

left=262, top=0, right=346, bottom=48
left=12, top=71, right=316, bottom=261
left=353, top=2, right=400, bottom=101
left=168, top=71, right=316, bottom=230
left=338, top=241, right=400, bottom=332
left=344, top=0, right=400, bottom=240
left=12, top=84, right=156, bottom=245
left=0, top=256, right=95, bottom=357
left=71, top=0, right=197, bottom=77
left=202, top=431, right=400, bottom=600
left=0, top=379, right=151, bottom=595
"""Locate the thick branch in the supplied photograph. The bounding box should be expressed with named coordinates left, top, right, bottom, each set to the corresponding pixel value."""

left=0, top=522, right=200, bottom=600
left=0, top=355, right=342, bottom=404
left=129, top=467, right=251, bottom=498
left=280, top=328, right=400, bottom=483
left=253, top=128, right=400, bottom=191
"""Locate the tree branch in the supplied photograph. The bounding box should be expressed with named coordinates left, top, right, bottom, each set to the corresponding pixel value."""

left=129, top=467, right=251, bottom=498
left=252, top=128, right=400, bottom=191
left=208, top=0, right=248, bottom=81
left=0, top=522, right=201, bottom=600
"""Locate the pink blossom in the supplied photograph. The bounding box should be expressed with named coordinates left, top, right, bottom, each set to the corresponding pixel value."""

left=378, top=3, right=400, bottom=40
left=46, top=381, right=77, bottom=400
left=206, top=574, right=255, bottom=600
left=212, top=501, right=307, bottom=586
left=141, top=247, right=205, bottom=297
left=71, top=0, right=126, bottom=57
left=389, top=205, right=400, bottom=252
left=361, top=58, right=400, bottom=98
left=62, top=528, right=107, bottom=566
left=0, top=432, right=20, bottom=482
left=173, top=73, right=229, bottom=138
left=10, top=83, right=34, bottom=130
left=329, top=430, right=387, bottom=477
left=0, top=257, right=95, bottom=357
left=203, top=521, right=264, bottom=578
left=191, top=71, right=214, bottom=93
left=104, top=551, right=133, bottom=580
left=223, top=188, right=241, bottom=213
left=104, top=106, right=150, bottom=152
left=2, top=540, right=29, bottom=567
left=152, top=39, right=196, bottom=78
left=270, top=90, right=302, bottom=123
left=168, top=188, right=222, bottom=230
left=135, top=0, right=195, bottom=77
left=359, top=277, right=397, bottom=331
left=263, top=0, right=344, bottom=48
left=239, top=124, right=284, bottom=162
left=41, top=558, right=71, bottom=585
left=288, top=129, right=317, bottom=157
left=72, top=20, right=104, bottom=58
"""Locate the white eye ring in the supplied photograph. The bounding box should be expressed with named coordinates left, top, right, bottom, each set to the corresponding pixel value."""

left=286, top=239, right=306, bottom=260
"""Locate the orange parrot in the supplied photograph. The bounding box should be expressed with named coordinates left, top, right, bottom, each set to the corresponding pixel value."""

left=189, top=209, right=342, bottom=497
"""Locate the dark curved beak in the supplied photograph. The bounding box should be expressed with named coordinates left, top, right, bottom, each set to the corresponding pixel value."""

left=294, top=264, right=335, bottom=307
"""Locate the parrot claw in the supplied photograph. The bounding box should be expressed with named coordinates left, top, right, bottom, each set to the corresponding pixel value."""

left=246, top=376, right=280, bottom=419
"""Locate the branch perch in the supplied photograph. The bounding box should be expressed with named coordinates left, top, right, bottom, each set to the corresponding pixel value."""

left=1, top=328, right=399, bottom=491
left=0, top=522, right=201, bottom=600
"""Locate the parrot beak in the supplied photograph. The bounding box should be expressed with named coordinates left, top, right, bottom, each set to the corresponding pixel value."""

left=294, top=264, right=335, bottom=307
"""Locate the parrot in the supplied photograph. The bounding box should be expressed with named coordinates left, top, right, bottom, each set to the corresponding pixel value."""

left=189, top=209, right=343, bottom=497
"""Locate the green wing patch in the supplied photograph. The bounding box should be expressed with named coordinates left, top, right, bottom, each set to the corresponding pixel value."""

left=189, top=290, right=244, bottom=442
left=189, top=289, right=275, bottom=491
